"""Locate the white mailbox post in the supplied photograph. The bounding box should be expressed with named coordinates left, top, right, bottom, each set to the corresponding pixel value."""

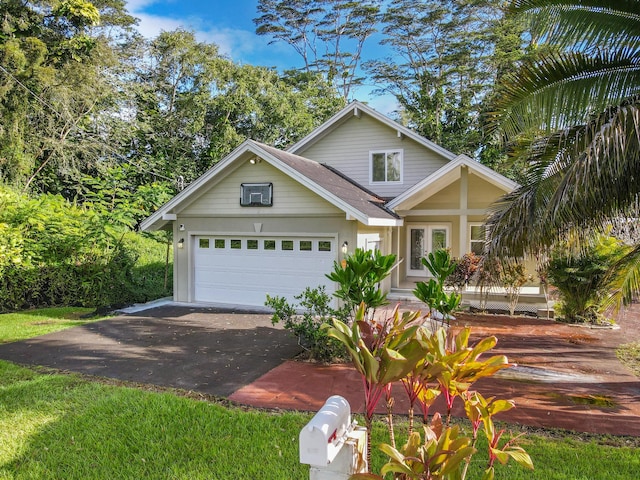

left=299, top=395, right=367, bottom=480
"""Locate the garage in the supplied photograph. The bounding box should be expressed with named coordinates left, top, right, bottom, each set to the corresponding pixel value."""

left=193, top=235, right=337, bottom=306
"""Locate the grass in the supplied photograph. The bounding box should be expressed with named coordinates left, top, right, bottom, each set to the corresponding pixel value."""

left=0, top=361, right=638, bottom=480
left=0, top=307, right=109, bottom=344
left=617, top=341, right=640, bottom=376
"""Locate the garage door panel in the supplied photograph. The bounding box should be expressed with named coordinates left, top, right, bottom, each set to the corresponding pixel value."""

left=193, top=236, right=336, bottom=306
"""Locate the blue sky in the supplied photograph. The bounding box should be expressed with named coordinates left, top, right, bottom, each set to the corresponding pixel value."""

left=124, top=0, right=396, bottom=113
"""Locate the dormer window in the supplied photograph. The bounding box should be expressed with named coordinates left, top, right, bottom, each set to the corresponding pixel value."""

left=370, top=150, right=402, bottom=183
left=240, top=183, right=273, bottom=207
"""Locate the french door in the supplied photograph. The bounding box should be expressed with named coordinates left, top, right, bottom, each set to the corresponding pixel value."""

left=407, top=224, right=450, bottom=276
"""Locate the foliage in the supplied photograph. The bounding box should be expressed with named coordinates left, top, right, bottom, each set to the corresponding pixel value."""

left=328, top=307, right=532, bottom=478
left=485, top=0, right=640, bottom=307
left=498, top=261, right=532, bottom=316
left=413, top=249, right=461, bottom=328
left=446, top=253, right=483, bottom=293
left=254, top=0, right=382, bottom=100
left=367, top=0, right=518, bottom=158
left=326, top=248, right=397, bottom=320
left=265, top=286, right=347, bottom=363
left=0, top=186, right=171, bottom=311
left=546, top=236, right=627, bottom=324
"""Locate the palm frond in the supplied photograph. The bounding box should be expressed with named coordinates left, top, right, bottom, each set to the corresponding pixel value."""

left=511, top=0, right=640, bottom=52
left=486, top=95, right=640, bottom=256
left=488, top=51, right=640, bottom=139
left=606, top=243, right=640, bottom=310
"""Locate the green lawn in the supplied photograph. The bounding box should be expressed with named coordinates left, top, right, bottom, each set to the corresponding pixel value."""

left=0, top=307, right=108, bottom=344
left=0, top=361, right=638, bottom=479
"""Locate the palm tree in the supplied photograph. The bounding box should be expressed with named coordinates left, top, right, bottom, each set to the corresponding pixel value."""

left=485, top=0, right=640, bottom=306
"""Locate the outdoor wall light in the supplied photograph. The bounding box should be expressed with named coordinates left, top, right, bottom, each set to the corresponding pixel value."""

left=177, top=238, right=185, bottom=249
left=249, top=157, right=262, bottom=165
left=341, top=241, right=349, bottom=255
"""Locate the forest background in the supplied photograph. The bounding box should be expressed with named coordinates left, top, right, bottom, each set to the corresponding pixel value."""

left=0, top=0, right=532, bottom=311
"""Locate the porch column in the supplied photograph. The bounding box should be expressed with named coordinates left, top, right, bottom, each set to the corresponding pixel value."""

left=459, top=166, right=468, bottom=257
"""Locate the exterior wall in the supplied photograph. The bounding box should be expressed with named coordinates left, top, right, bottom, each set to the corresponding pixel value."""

left=295, top=114, right=449, bottom=198
left=467, top=174, right=507, bottom=209
left=171, top=158, right=360, bottom=302
left=179, top=160, right=341, bottom=217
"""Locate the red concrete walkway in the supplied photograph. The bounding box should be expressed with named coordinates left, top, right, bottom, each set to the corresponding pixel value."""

left=230, top=303, right=640, bottom=437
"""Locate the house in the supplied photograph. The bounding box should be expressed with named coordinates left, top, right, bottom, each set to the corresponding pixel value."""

left=140, top=101, right=521, bottom=309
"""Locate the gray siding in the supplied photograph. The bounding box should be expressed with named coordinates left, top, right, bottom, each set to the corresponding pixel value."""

left=296, top=114, right=450, bottom=198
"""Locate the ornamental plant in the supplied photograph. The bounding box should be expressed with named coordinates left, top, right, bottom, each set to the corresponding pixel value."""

left=327, top=304, right=533, bottom=479
left=413, top=249, right=461, bottom=328
left=326, top=248, right=397, bottom=320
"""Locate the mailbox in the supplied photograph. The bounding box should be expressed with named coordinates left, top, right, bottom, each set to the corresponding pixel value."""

left=299, top=395, right=352, bottom=467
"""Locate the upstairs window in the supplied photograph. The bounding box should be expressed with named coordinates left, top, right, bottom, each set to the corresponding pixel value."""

left=240, top=183, right=273, bottom=207
left=371, top=150, right=402, bottom=183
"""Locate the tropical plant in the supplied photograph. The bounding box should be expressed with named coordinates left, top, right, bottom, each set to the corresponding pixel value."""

left=265, top=286, right=348, bottom=362
left=326, top=304, right=427, bottom=464
left=445, top=253, right=483, bottom=293
left=485, top=0, right=640, bottom=308
left=413, top=249, right=461, bottom=328
left=329, top=306, right=532, bottom=478
left=326, top=248, right=397, bottom=320
left=546, top=235, right=627, bottom=324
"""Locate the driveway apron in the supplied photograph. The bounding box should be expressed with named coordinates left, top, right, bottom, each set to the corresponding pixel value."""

left=0, top=305, right=301, bottom=397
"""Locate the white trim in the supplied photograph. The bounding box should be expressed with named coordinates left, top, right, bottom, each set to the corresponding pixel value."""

left=369, top=149, right=403, bottom=185
left=288, top=101, right=457, bottom=160
left=387, top=155, right=519, bottom=211
left=399, top=209, right=488, bottom=216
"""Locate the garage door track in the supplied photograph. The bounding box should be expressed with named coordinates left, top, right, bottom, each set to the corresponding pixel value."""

left=0, top=305, right=301, bottom=397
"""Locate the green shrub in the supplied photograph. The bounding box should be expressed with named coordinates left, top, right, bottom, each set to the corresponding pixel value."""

left=547, top=236, right=627, bottom=324
left=0, top=186, right=172, bottom=312
left=266, top=286, right=347, bottom=363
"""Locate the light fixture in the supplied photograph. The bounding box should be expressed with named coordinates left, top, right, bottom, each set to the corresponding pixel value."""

left=177, top=238, right=185, bottom=249
left=341, top=241, right=349, bottom=255
left=249, top=157, right=262, bottom=165
left=179, top=224, right=185, bottom=231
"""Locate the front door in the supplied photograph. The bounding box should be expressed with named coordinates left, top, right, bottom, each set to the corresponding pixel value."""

left=407, top=224, right=449, bottom=276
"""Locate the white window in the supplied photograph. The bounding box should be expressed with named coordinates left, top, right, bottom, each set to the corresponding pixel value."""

left=469, top=224, right=485, bottom=255
left=370, top=150, right=402, bottom=183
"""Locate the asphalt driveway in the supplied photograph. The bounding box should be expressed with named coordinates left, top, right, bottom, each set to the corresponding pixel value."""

left=0, top=305, right=301, bottom=397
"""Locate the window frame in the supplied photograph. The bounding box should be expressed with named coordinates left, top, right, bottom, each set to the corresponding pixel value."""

left=369, top=149, right=403, bottom=184
left=469, top=223, right=486, bottom=256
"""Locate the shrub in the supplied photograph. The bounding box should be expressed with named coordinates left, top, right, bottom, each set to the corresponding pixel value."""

left=265, top=286, right=347, bottom=363
left=547, top=235, right=627, bottom=324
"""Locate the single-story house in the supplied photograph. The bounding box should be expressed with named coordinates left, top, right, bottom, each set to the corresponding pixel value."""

left=141, top=101, right=525, bottom=309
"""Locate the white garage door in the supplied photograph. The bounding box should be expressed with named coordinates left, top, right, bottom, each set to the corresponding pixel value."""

left=193, top=236, right=337, bottom=307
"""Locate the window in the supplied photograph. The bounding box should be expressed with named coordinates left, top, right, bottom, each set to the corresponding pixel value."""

left=240, top=183, right=273, bottom=207
left=247, top=239, right=258, bottom=250
left=300, top=240, right=312, bottom=251
left=282, top=240, right=294, bottom=251
left=199, top=238, right=210, bottom=249
left=214, top=239, right=225, bottom=249
left=469, top=224, right=485, bottom=255
left=371, top=150, right=402, bottom=183
left=230, top=239, right=241, bottom=249
left=318, top=241, right=332, bottom=252
left=264, top=240, right=276, bottom=251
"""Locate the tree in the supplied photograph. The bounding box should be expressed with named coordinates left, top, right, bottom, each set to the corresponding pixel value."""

left=484, top=0, right=640, bottom=306
left=254, top=0, right=382, bottom=100
left=367, top=0, right=503, bottom=156
left=0, top=0, right=137, bottom=192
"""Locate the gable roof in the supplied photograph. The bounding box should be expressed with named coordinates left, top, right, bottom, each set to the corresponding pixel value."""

left=386, top=154, right=519, bottom=211
left=140, top=140, right=402, bottom=232
left=288, top=101, right=457, bottom=161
